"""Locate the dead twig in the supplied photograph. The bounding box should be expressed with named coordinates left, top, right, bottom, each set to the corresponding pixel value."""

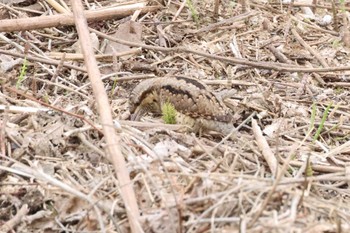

left=0, top=3, right=160, bottom=32
left=248, top=129, right=313, bottom=228
left=71, top=1, right=141, bottom=232
left=0, top=49, right=86, bottom=72
left=291, top=27, right=329, bottom=68
left=90, top=28, right=350, bottom=73
left=0, top=204, right=29, bottom=232
left=3, top=86, right=102, bottom=134
left=252, top=119, right=279, bottom=177
left=48, top=48, right=141, bottom=61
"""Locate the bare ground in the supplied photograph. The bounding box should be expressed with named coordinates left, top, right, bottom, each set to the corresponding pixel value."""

left=1, top=0, right=350, bottom=232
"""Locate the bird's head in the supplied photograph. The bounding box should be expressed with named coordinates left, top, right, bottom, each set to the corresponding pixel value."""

left=129, top=79, right=161, bottom=121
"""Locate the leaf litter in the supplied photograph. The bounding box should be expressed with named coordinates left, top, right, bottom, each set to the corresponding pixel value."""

left=1, top=0, right=350, bottom=232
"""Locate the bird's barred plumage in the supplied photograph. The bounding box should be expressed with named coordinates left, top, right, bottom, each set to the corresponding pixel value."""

left=129, top=76, right=235, bottom=136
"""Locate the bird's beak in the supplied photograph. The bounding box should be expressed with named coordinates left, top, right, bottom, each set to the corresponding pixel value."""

left=130, top=106, right=144, bottom=121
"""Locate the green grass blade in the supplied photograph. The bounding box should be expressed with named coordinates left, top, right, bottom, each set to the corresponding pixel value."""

left=162, top=102, right=177, bottom=124
left=313, top=102, right=332, bottom=142
left=16, top=57, right=28, bottom=88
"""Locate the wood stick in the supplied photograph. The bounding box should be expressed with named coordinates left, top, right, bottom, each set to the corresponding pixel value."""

left=0, top=3, right=160, bottom=32
left=71, top=1, right=141, bottom=232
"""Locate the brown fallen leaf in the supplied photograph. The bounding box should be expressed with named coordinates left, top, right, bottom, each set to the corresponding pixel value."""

left=104, top=20, right=143, bottom=59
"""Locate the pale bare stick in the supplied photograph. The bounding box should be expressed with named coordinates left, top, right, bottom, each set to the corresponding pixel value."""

left=71, top=1, right=141, bottom=233
left=172, top=0, right=187, bottom=21
left=0, top=105, right=49, bottom=113
left=90, top=28, right=350, bottom=73
left=291, top=27, right=329, bottom=68
left=45, top=0, right=70, bottom=13
left=48, top=48, right=141, bottom=61
left=252, top=119, right=279, bottom=177
left=0, top=204, right=29, bottom=232
left=0, top=3, right=159, bottom=32
left=248, top=129, right=313, bottom=227
left=0, top=49, right=86, bottom=72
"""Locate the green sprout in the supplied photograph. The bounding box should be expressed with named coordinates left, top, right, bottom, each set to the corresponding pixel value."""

left=332, top=39, right=341, bottom=48
left=16, top=57, right=28, bottom=88
left=186, top=0, right=199, bottom=24
left=161, top=102, right=177, bottom=124
left=43, top=93, right=50, bottom=104
left=305, top=155, right=314, bottom=177
left=313, top=102, right=333, bottom=142
left=309, top=101, right=316, bottom=133
left=340, top=0, right=346, bottom=13
left=111, top=78, right=118, bottom=96
left=335, top=86, right=344, bottom=94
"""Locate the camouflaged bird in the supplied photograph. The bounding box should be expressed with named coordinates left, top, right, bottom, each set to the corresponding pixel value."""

left=129, top=76, right=235, bottom=136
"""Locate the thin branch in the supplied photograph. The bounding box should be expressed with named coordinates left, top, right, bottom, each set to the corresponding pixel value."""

left=71, top=1, right=141, bottom=232
left=90, top=28, right=350, bottom=73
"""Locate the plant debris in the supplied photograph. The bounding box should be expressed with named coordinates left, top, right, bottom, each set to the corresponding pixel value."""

left=1, top=0, right=350, bottom=232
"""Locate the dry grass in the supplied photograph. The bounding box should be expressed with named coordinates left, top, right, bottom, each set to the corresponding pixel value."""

left=1, top=0, right=350, bottom=232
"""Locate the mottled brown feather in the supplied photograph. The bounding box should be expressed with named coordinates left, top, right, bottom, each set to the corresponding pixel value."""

left=129, top=77, right=235, bottom=135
